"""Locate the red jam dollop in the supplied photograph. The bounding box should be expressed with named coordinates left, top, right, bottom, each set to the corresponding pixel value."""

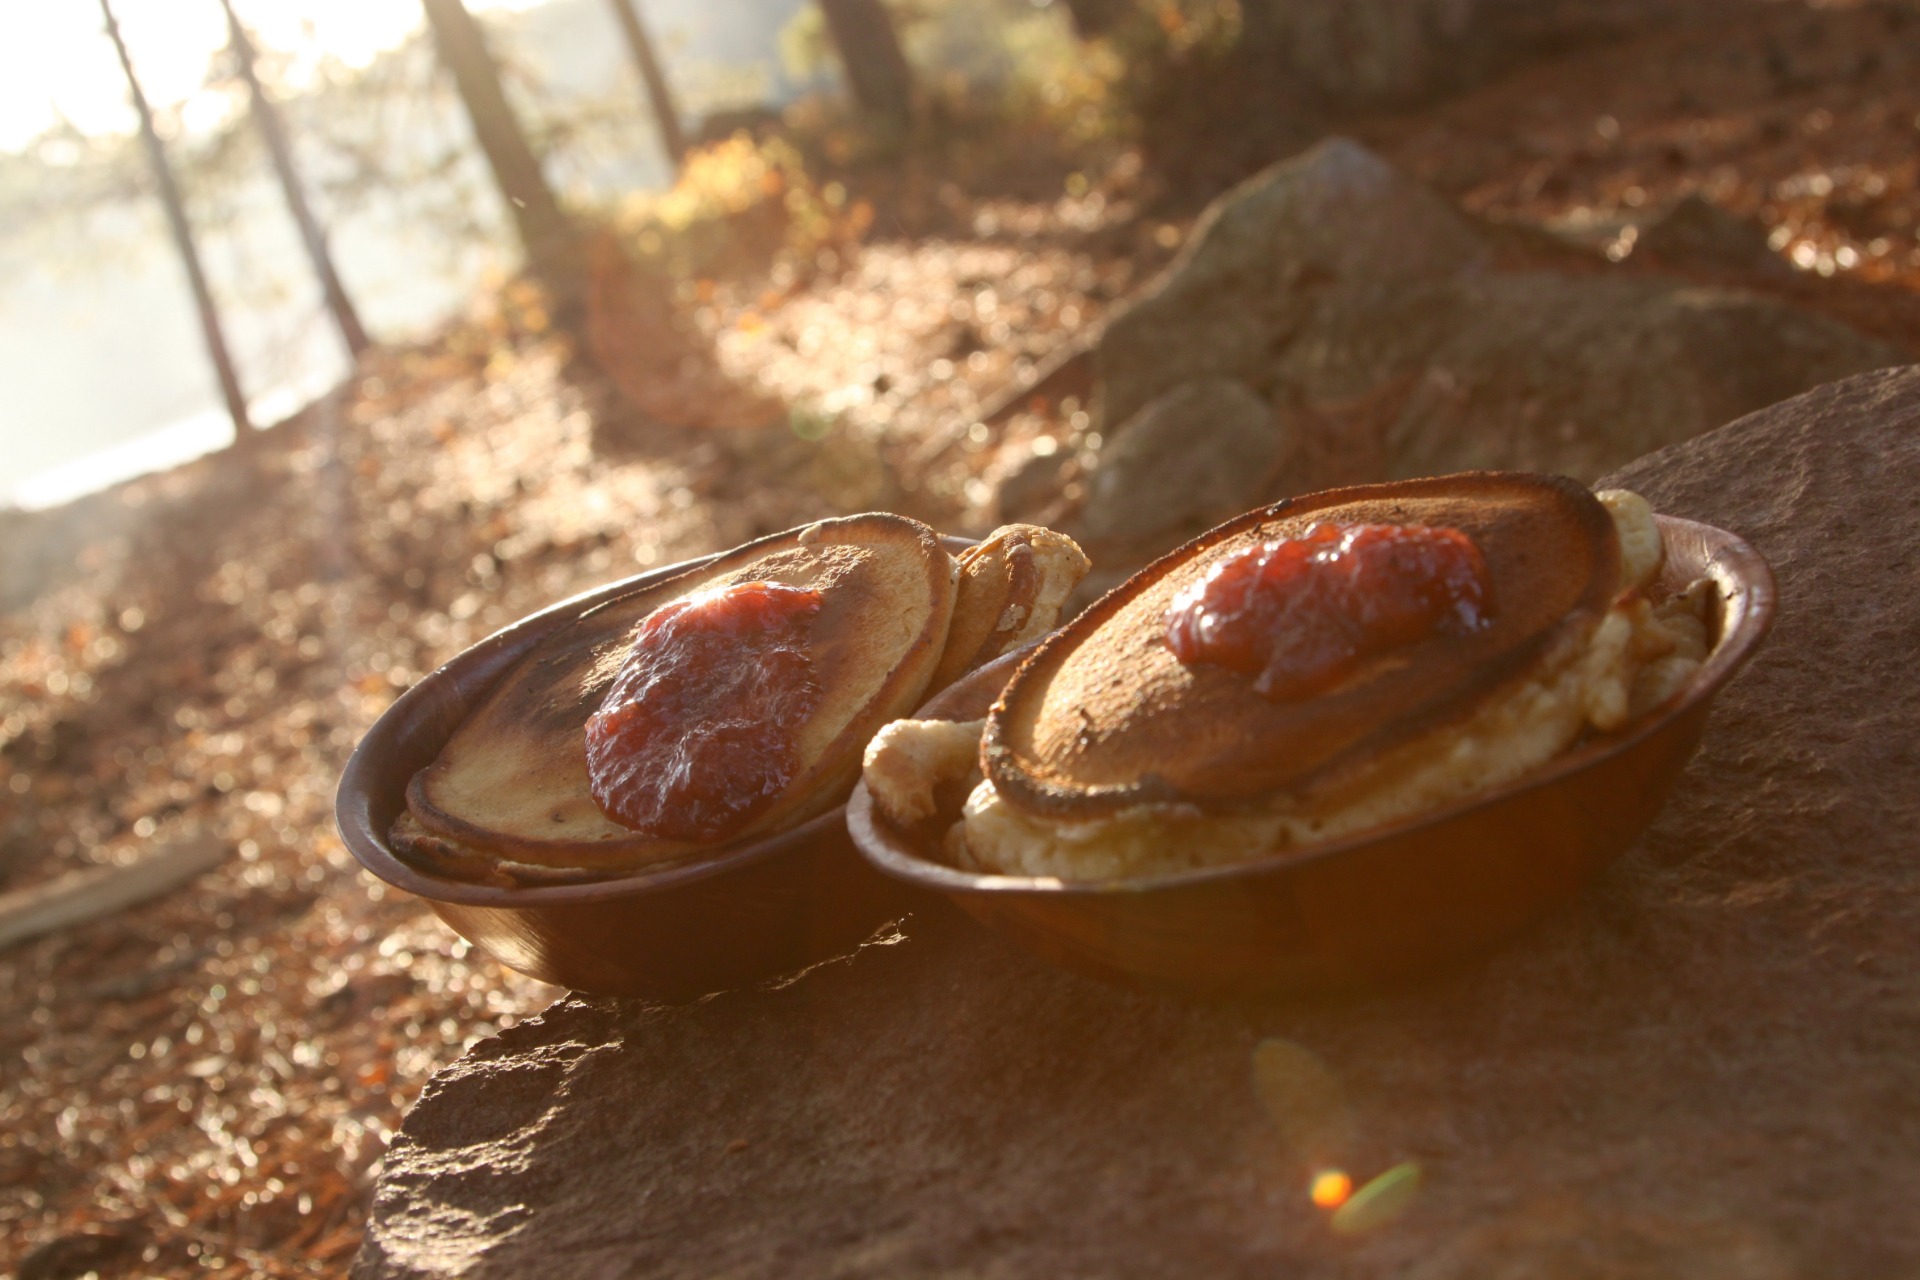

left=1164, top=522, right=1493, bottom=701
left=586, top=580, right=824, bottom=841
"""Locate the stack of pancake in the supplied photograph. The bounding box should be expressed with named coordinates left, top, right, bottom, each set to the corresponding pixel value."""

left=391, top=514, right=1088, bottom=884
left=863, top=474, right=1714, bottom=881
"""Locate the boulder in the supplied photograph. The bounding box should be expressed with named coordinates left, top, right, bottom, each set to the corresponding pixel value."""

left=1361, top=276, right=1894, bottom=481
left=1077, top=377, right=1295, bottom=543
left=1087, top=140, right=1903, bottom=559
left=990, top=445, right=1072, bottom=524
left=1095, top=139, right=1491, bottom=434
left=359, top=367, right=1920, bottom=1280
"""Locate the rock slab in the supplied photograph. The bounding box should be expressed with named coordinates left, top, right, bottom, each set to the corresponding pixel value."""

left=361, top=368, right=1920, bottom=1279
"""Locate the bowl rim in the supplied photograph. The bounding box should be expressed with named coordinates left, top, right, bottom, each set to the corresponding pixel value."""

left=848, top=513, right=1776, bottom=899
left=336, top=533, right=973, bottom=907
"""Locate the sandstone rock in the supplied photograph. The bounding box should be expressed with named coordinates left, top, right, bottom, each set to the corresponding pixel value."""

left=1077, top=377, right=1294, bottom=543
left=990, top=445, right=1072, bottom=524
left=1095, top=139, right=1492, bottom=434
left=359, top=367, right=1920, bottom=1279
left=1091, top=139, right=1903, bottom=546
left=1349, top=276, right=1896, bottom=482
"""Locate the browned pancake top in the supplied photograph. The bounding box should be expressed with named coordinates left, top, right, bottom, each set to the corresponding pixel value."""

left=983, top=473, right=1619, bottom=817
left=406, top=513, right=956, bottom=871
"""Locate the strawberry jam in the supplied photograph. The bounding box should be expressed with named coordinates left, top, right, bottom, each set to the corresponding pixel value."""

left=586, top=580, right=824, bottom=841
left=1164, top=523, right=1492, bottom=701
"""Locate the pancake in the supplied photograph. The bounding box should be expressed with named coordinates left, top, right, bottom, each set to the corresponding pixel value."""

left=982, top=473, right=1620, bottom=818
left=928, top=524, right=1092, bottom=690
left=400, top=513, right=958, bottom=875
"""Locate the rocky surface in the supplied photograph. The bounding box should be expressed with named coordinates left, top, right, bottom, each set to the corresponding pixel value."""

left=1077, top=377, right=1294, bottom=542
left=360, top=366, right=1920, bottom=1278
left=1095, top=138, right=1491, bottom=436
left=1081, top=140, right=1903, bottom=559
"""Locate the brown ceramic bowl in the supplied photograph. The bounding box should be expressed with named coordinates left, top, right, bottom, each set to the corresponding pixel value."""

left=848, top=515, right=1775, bottom=996
left=334, top=541, right=966, bottom=999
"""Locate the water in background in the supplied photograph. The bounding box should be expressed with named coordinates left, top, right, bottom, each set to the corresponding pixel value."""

left=0, top=0, right=808, bottom=510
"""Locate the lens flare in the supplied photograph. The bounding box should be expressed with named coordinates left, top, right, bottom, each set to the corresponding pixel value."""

left=1251, top=1038, right=1354, bottom=1160
left=1310, top=1170, right=1352, bottom=1208
left=1330, top=1161, right=1423, bottom=1236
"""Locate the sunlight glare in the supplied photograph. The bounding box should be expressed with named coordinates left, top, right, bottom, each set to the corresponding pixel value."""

left=1251, top=1037, right=1355, bottom=1163
left=1309, top=1169, right=1352, bottom=1209
left=0, top=0, right=551, bottom=155
left=1329, top=1161, right=1423, bottom=1236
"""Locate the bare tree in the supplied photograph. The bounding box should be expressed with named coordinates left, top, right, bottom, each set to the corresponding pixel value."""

left=816, top=0, right=914, bottom=127
left=99, top=0, right=255, bottom=446
left=1062, top=0, right=1131, bottom=39
left=418, top=0, right=580, bottom=306
left=218, top=0, right=370, bottom=360
left=605, top=0, right=687, bottom=170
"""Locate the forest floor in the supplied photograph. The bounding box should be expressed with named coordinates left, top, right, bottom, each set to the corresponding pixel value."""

left=8, top=2, right=1920, bottom=1273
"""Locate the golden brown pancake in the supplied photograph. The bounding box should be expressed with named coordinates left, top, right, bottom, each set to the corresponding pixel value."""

left=982, top=473, right=1620, bottom=818
left=929, top=524, right=1092, bottom=690
left=398, top=513, right=958, bottom=875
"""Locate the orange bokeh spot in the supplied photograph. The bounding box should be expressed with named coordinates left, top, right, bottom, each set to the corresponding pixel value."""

left=1310, top=1170, right=1353, bottom=1208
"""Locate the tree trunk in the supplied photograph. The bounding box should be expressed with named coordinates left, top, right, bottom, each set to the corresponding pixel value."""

left=219, top=0, right=371, bottom=361
left=605, top=0, right=687, bottom=170
left=418, top=0, right=580, bottom=308
left=1062, top=0, right=1131, bottom=39
left=816, top=0, right=914, bottom=127
left=99, top=0, right=254, bottom=447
